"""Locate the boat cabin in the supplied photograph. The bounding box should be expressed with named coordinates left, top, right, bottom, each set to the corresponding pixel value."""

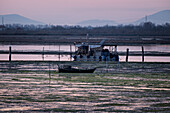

left=73, top=40, right=119, bottom=62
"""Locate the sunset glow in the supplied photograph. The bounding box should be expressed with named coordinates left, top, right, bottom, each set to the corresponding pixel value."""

left=0, top=0, right=170, bottom=24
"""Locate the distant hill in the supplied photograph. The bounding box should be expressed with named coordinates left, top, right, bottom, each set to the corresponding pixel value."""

left=78, top=19, right=118, bottom=26
left=0, top=14, right=45, bottom=25
left=134, top=10, right=170, bottom=25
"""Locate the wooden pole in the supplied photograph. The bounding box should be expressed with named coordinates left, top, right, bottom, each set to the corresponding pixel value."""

left=115, top=45, right=117, bottom=52
left=142, top=46, right=144, bottom=62
left=42, top=47, right=44, bottom=61
left=70, top=45, right=72, bottom=61
left=75, top=45, right=76, bottom=52
left=48, top=62, right=51, bottom=86
left=9, top=46, right=11, bottom=62
left=59, top=45, right=60, bottom=61
left=126, top=48, right=129, bottom=62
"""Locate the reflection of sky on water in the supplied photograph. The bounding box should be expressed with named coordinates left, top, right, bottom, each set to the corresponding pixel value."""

left=0, top=45, right=170, bottom=62
left=0, top=54, right=169, bottom=62
left=1, top=45, right=170, bottom=52
left=119, top=56, right=170, bottom=62
left=105, top=45, right=170, bottom=52
left=0, top=45, right=76, bottom=52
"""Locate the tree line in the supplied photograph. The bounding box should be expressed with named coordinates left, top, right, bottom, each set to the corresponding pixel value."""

left=0, top=22, right=170, bottom=36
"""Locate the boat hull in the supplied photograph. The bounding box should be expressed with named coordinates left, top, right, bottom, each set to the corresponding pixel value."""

left=58, top=68, right=96, bottom=73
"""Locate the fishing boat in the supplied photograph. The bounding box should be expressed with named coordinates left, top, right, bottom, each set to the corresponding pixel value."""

left=73, top=37, right=119, bottom=62
left=58, top=65, right=96, bottom=73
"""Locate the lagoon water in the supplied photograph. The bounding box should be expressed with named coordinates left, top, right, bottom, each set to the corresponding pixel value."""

left=0, top=44, right=170, bottom=62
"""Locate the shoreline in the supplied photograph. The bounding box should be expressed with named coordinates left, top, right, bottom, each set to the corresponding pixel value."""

left=1, top=60, right=170, bottom=65
left=0, top=35, right=170, bottom=45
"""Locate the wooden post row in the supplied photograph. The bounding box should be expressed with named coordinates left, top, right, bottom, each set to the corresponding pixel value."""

left=59, top=45, right=60, bottom=61
left=70, top=45, right=72, bottom=61
left=142, top=46, right=144, bottom=62
left=9, top=46, right=11, bottom=61
left=126, top=48, right=129, bottom=62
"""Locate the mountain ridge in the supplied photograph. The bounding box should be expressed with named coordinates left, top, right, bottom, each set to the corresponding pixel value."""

left=134, top=10, right=170, bottom=25
left=0, top=14, right=45, bottom=25
left=1, top=10, right=170, bottom=26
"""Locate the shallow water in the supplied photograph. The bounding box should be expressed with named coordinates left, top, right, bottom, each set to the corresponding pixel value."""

left=0, top=44, right=170, bottom=62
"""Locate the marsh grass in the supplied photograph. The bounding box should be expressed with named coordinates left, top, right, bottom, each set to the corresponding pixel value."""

left=57, top=73, right=170, bottom=88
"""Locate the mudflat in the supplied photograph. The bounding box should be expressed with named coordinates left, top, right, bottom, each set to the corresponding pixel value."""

left=0, top=61, right=170, bottom=112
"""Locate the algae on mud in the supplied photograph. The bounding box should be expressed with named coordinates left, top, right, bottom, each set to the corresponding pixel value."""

left=0, top=61, right=170, bottom=112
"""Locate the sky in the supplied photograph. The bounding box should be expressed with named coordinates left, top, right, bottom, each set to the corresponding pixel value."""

left=0, top=0, right=170, bottom=25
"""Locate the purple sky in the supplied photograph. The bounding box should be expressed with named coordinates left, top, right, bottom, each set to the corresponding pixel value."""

left=0, top=0, right=170, bottom=24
